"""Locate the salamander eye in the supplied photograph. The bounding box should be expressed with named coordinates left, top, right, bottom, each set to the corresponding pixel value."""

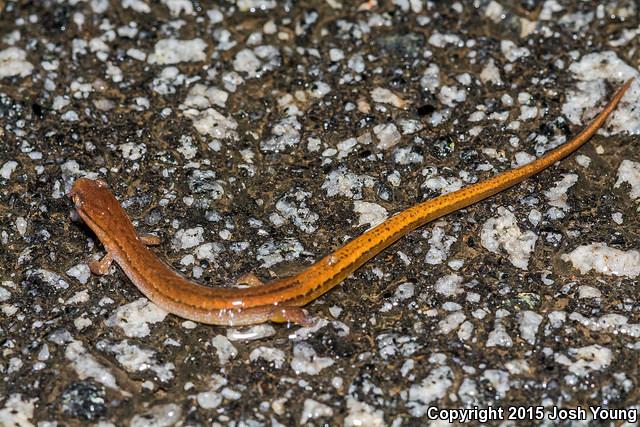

left=95, top=179, right=108, bottom=188
left=72, top=193, right=84, bottom=207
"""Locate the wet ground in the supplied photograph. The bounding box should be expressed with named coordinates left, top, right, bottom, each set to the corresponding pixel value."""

left=1, top=1, right=640, bottom=425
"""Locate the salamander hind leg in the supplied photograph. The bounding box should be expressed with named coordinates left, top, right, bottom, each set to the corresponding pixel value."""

left=269, top=306, right=316, bottom=326
left=213, top=306, right=314, bottom=326
left=234, top=272, right=266, bottom=287
left=89, top=252, right=114, bottom=275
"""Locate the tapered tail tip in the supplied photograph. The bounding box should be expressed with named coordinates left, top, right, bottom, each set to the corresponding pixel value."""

left=608, top=77, right=635, bottom=107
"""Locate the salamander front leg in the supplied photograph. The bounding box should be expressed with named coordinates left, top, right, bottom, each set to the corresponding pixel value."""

left=90, top=234, right=158, bottom=275
left=140, top=234, right=161, bottom=246
left=89, top=252, right=114, bottom=275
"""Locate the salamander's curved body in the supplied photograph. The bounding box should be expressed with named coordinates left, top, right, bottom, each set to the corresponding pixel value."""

left=70, top=79, right=632, bottom=326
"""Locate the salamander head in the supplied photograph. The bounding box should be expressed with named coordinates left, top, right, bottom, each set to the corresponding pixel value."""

left=69, top=178, right=120, bottom=230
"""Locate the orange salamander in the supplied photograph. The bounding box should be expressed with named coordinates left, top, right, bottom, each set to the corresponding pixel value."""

left=70, top=79, right=632, bottom=326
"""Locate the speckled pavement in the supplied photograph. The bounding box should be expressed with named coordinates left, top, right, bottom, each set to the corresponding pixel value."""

left=1, top=1, right=640, bottom=426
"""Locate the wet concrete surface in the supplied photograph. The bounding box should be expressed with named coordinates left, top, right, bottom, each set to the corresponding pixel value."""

left=1, top=1, right=640, bottom=425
